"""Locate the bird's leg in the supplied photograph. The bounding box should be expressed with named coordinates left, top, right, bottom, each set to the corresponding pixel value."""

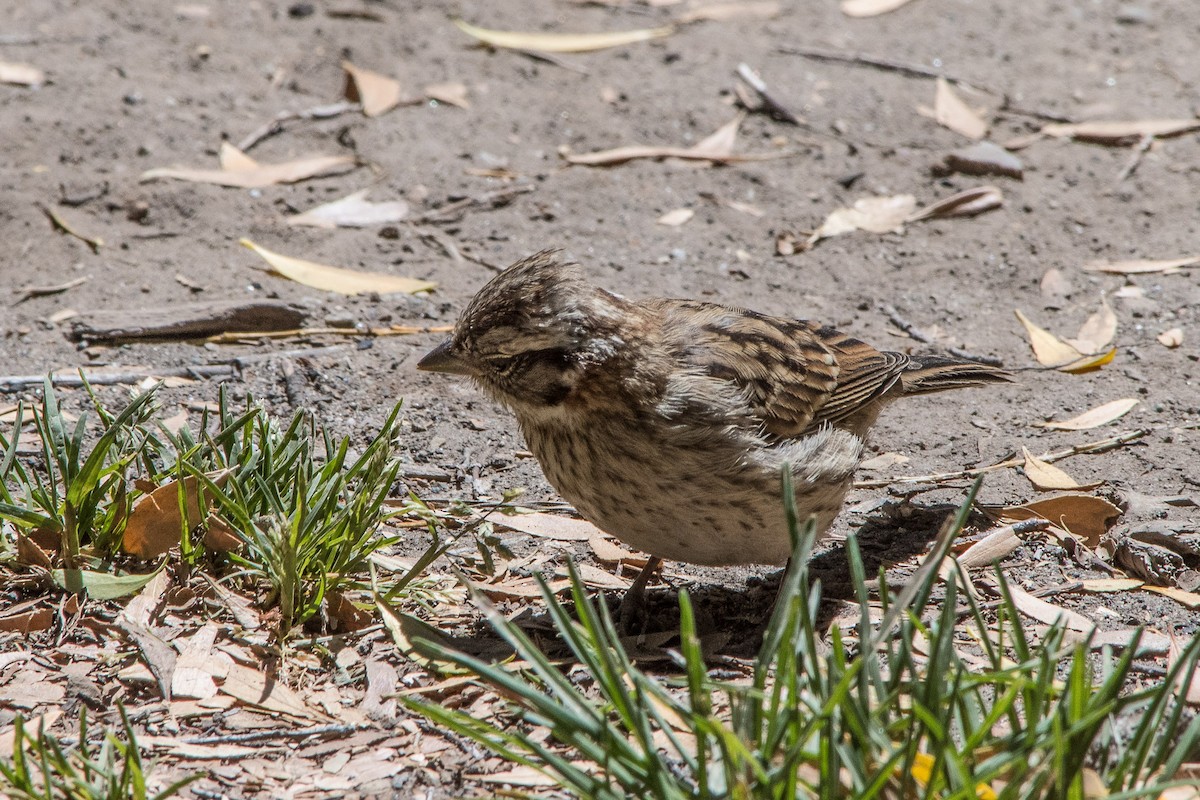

left=617, top=555, right=663, bottom=633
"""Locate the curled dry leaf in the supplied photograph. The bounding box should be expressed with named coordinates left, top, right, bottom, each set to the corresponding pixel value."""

left=933, top=77, right=988, bottom=140
left=986, top=494, right=1122, bottom=547
left=657, top=207, right=694, bottom=226
left=122, top=470, right=233, bottom=559
left=0, top=61, right=45, bottom=86
left=1021, top=447, right=1100, bottom=491
left=678, top=1, right=782, bottom=23
left=425, top=81, right=469, bottom=108
left=941, top=141, right=1023, bottom=179
left=1157, top=327, right=1183, bottom=348
left=907, top=185, right=1004, bottom=221
left=141, top=142, right=355, bottom=188
left=807, top=194, right=916, bottom=248
left=841, top=0, right=918, bottom=17
left=454, top=18, right=673, bottom=53
left=241, top=238, right=436, bottom=295
left=564, top=114, right=786, bottom=167
left=287, top=189, right=410, bottom=228
left=1064, top=296, right=1117, bottom=354
left=1083, top=255, right=1200, bottom=274
left=1041, top=118, right=1200, bottom=145
left=342, top=61, right=402, bottom=117
left=1033, top=398, right=1138, bottom=431
left=1014, top=308, right=1116, bottom=372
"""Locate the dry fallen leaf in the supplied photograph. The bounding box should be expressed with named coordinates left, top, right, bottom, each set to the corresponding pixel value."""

left=0, top=61, right=46, bottom=86
left=1082, top=256, right=1200, bottom=275
left=859, top=452, right=910, bottom=471
left=454, top=18, right=673, bottom=53
left=807, top=194, right=916, bottom=247
left=122, top=470, right=232, bottom=559
left=678, top=1, right=782, bottom=23
left=1065, top=296, right=1117, bottom=354
left=564, top=114, right=786, bottom=166
left=1014, top=309, right=1085, bottom=366
left=1033, top=398, right=1139, bottom=431
left=1145, top=585, right=1200, bottom=610
left=241, top=239, right=436, bottom=295
left=1157, top=327, right=1183, bottom=348
left=1080, top=578, right=1144, bottom=593
left=1042, top=118, right=1200, bottom=145
left=941, top=141, right=1023, bottom=179
left=287, top=190, right=409, bottom=228
left=424, top=81, right=470, bottom=108
left=1001, top=582, right=1096, bottom=634
left=987, top=494, right=1122, bottom=547
left=492, top=512, right=604, bottom=541
left=933, top=77, right=988, bottom=140
left=141, top=142, right=355, bottom=188
left=841, top=0, right=919, bottom=17
left=657, top=208, right=694, bottom=226
left=1022, top=447, right=1100, bottom=492
left=907, top=186, right=1004, bottom=221
left=342, top=61, right=403, bottom=117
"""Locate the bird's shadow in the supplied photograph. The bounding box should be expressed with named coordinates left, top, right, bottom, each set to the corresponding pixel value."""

left=440, top=501, right=971, bottom=664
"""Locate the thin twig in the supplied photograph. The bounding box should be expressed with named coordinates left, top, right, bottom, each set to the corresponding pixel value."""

left=206, top=325, right=452, bottom=345
left=883, top=305, right=1005, bottom=366
left=1112, top=133, right=1154, bottom=187
left=185, top=723, right=362, bottom=746
left=13, top=275, right=90, bottom=303
left=735, top=63, right=805, bottom=126
left=777, top=45, right=997, bottom=94
left=0, top=365, right=238, bottom=393
left=854, top=429, right=1148, bottom=489
left=236, top=101, right=361, bottom=152
left=408, top=184, right=536, bottom=225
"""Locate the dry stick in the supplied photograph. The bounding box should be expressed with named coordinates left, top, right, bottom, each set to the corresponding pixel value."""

left=736, top=63, right=805, bottom=126
left=882, top=304, right=1005, bottom=367
left=777, top=46, right=1072, bottom=124
left=0, top=365, right=238, bottom=393
left=236, top=101, right=361, bottom=152
left=1112, top=133, right=1154, bottom=187
left=854, top=428, right=1147, bottom=489
left=206, top=325, right=452, bottom=345
left=185, top=723, right=361, bottom=746
left=408, top=184, right=536, bottom=225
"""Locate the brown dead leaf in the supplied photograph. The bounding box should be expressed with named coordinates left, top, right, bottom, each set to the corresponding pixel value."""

left=987, top=494, right=1121, bottom=547
left=568, top=562, right=631, bottom=590
left=907, top=186, right=1004, bottom=221
left=1082, top=256, right=1200, bottom=275
left=933, top=77, right=988, bottom=140
left=287, top=190, right=409, bottom=228
left=241, top=238, right=436, bottom=295
left=172, top=623, right=230, bottom=700
left=0, top=61, right=45, bottom=86
left=342, top=61, right=402, bottom=116
left=841, top=0, right=918, bottom=17
left=657, top=208, right=694, bottom=226
left=1033, top=398, right=1139, bottom=431
left=859, top=452, right=910, bottom=471
left=122, top=469, right=232, bottom=559
left=1022, top=447, right=1101, bottom=492
left=454, top=18, right=673, bottom=52
left=220, top=661, right=333, bottom=722
left=588, top=534, right=650, bottom=567
left=425, top=81, right=470, bottom=108
left=1168, top=633, right=1200, bottom=706
left=201, top=515, right=241, bottom=552
left=0, top=607, right=53, bottom=634
left=941, top=141, right=1023, bottom=179
left=1157, top=328, right=1183, bottom=348
left=1042, top=118, right=1200, bottom=145
left=678, top=1, right=782, bottom=22
left=1065, top=297, right=1117, bottom=355
left=141, top=142, right=355, bottom=188
left=493, top=512, right=604, bottom=541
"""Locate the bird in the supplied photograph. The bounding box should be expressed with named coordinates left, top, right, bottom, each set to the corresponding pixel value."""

left=418, top=250, right=1011, bottom=614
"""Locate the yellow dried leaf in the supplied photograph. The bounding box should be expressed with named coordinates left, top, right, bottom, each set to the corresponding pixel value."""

left=1014, top=309, right=1083, bottom=366
left=1157, top=328, right=1183, bottom=348
left=933, top=77, right=988, bottom=140
left=240, top=239, right=436, bottom=295
left=1144, top=586, right=1200, bottom=609
left=1082, top=256, right=1200, bottom=274
left=1021, top=447, right=1100, bottom=492
left=987, top=494, right=1121, bottom=547
left=842, top=0, right=919, bottom=17
left=454, top=18, right=673, bottom=53
left=1080, top=578, right=1144, bottom=593
left=1034, top=398, right=1138, bottom=431
left=1056, top=347, right=1116, bottom=374
left=342, top=61, right=402, bottom=117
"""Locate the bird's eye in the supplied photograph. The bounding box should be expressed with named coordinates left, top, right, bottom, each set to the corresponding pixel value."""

left=487, top=355, right=519, bottom=375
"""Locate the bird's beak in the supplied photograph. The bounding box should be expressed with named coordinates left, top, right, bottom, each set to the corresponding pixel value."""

left=417, top=339, right=476, bottom=375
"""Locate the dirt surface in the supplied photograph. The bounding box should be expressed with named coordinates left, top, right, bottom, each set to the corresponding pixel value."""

left=3, top=0, right=1200, bottom=796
